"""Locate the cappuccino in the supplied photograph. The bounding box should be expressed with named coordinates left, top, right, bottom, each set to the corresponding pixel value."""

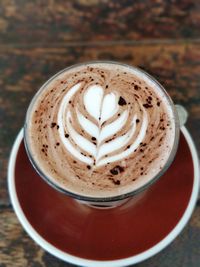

left=25, top=62, right=176, bottom=198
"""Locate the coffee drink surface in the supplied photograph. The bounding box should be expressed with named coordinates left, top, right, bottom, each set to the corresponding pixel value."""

left=26, top=63, right=176, bottom=198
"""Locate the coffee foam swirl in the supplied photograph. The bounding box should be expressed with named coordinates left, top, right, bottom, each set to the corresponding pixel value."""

left=58, top=83, right=148, bottom=167
left=27, top=63, right=175, bottom=198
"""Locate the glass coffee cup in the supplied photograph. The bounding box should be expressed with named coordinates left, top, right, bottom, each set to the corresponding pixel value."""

left=24, top=61, right=187, bottom=208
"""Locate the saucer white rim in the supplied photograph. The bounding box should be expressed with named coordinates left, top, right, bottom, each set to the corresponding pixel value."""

left=8, top=127, right=200, bottom=267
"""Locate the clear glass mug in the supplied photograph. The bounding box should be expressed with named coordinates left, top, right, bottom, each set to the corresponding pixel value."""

left=24, top=61, right=188, bottom=208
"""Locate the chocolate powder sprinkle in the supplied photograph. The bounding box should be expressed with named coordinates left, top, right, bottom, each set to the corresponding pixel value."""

left=51, top=122, right=57, bottom=128
left=109, top=178, right=121, bottom=185
left=110, top=165, right=124, bottom=175
left=118, top=96, right=127, bottom=106
left=143, top=103, right=153, bottom=108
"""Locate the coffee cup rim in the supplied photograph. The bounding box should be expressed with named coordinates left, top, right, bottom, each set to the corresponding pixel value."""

left=23, top=61, right=180, bottom=202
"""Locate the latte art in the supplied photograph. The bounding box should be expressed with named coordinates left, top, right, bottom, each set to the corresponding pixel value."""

left=58, top=82, right=148, bottom=167
left=26, top=63, right=176, bottom=198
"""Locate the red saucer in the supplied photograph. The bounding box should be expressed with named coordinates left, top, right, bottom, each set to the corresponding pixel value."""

left=14, top=131, right=194, bottom=261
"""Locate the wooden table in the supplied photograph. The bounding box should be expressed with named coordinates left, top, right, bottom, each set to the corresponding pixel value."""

left=1, top=1, right=200, bottom=266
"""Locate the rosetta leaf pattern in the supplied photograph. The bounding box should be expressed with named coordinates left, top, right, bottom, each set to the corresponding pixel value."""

left=58, top=83, right=147, bottom=167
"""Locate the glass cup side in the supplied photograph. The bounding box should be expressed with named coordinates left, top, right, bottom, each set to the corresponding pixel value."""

left=24, top=61, right=182, bottom=207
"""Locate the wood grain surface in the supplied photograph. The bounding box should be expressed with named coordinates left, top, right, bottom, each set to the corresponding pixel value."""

left=0, top=0, right=200, bottom=45
left=0, top=0, right=200, bottom=266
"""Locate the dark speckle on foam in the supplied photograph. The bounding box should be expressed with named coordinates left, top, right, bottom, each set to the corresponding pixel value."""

left=143, top=103, right=153, bottom=108
left=51, top=122, right=57, bottom=128
left=110, top=165, right=125, bottom=175
left=118, top=96, right=127, bottom=106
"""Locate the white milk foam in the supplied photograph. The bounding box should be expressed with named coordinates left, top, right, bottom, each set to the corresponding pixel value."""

left=57, top=83, right=148, bottom=167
